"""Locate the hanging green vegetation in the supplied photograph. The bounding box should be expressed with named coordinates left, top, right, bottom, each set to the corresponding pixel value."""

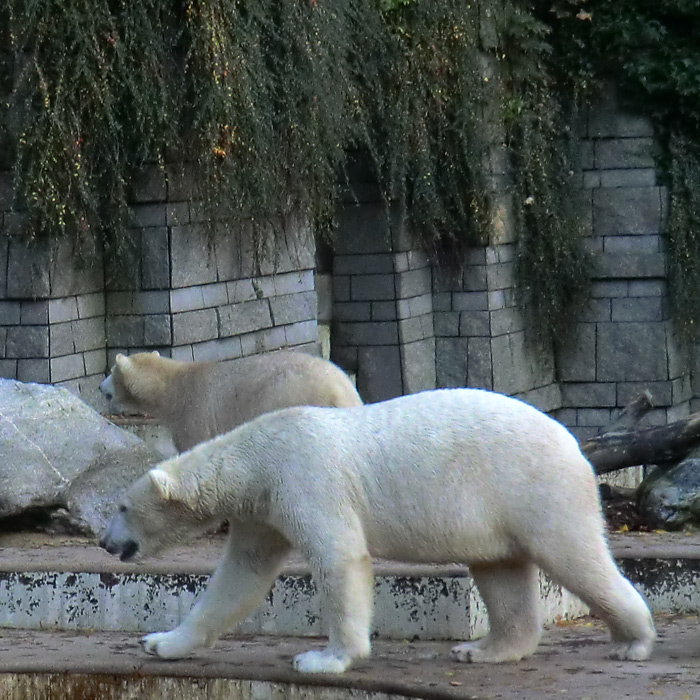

left=542, top=0, right=700, bottom=339
left=1, top=0, right=493, bottom=256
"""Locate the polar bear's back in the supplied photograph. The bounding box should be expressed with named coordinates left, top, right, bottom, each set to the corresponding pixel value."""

left=249, top=388, right=599, bottom=563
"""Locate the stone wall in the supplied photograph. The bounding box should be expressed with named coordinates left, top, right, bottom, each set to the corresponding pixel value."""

left=0, top=164, right=321, bottom=410
left=330, top=87, right=687, bottom=445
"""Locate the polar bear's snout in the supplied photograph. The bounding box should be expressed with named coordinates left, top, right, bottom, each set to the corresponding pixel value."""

left=99, top=374, right=114, bottom=402
left=100, top=516, right=140, bottom=562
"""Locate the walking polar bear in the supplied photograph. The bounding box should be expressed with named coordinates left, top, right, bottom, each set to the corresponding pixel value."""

left=100, top=388, right=655, bottom=674
left=99, top=350, right=362, bottom=452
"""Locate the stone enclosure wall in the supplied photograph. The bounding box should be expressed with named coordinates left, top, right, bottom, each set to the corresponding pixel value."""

left=0, top=87, right=692, bottom=440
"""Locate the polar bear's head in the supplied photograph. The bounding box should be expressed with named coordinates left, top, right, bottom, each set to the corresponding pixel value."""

left=99, top=467, right=210, bottom=561
left=99, top=351, right=167, bottom=414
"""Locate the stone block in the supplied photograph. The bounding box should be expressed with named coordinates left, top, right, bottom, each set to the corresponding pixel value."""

left=72, top=317, right=105, bottom=353
left=617, top=381, right=672, bottom=408
left=599, top=168, right=656, bottom=188
left=0, top=172, right=13, bottom=210
left=594, top=253, right=665, bottom=279
left=358, top=345, right=402, bottom=402
left=603, top=235, right=659, bottom=254
left=597, top=322, right=667, bottom=381
left=629, top=280, right=665, bottom=297
left=452, top=292, right=488, bottom=312
left=434, top=312, right=460, bottom=337
left=105, top=291, right=133, bottom=315
left=0, top=301, right=20, bottom=325
left=576, top=408, right=612, bottom=427
left=194, top=335, right=242, bottom=362
left=129, top=204, right=167, bottom=228
left=48, top=297, right=79, bottom=323
left=560, top=382, right=616, bottom=408
left=104, top=230, right=141, bottom=292
left=396, top=267, right=431, bottom=299
left=334, top=321, right=399, bottom=346
left=436, top=338, right=467, bottom=388
left=227, top=279, right=258, bottom=304
left=51, top=353, right=85, bottom=382
left=371, top=301, right=396, bottom=321
left=463, top=266, right=487, bottom=291
left=0, top=326, right=5, bottom=357
left=351, top=274, right=395, bottom=301
left=467, top=337, right=493, bottom=390
left=6, top=326, right=49, bottom=358
left=170, top=287, right=205, bottom=313
left=590, top=281, right=628, bottom=299
left=77, top=293, right=105, bottom=319
left=401, top=338, right=436, bottom=394
left=588, top=109, right=653, bottom=138
left=170, top=345, right=194, bottom=361
left=485, top=262, right=514, bottom=291
left=0, top=359, right=17, bottom=379
left=172, top=309, right=218, bottom=345
left=141, top=227, right=170, bottom=289
left=334, top=302, right=371, bottom=322
left=611, top=298, right=663, bottom=323
left=106, top=316, right=145, bottom=346
left=17, top=358, right=50, bottom=384
left=315, top=273, right=332, bottom=323
left=396, top=294, right=432, bottom=320
left=218, top=299, right=272, bottom=337
left=144, top=315, right=172, bottom=346
left=594, top=138, right=655, bottom=170
left=489, top=307, right=525, bottom=336
left=49, top=323, right=75, bottom=356
left=133, top=290, right=170, bottom=315
left=20, top=301, right=48, bottom=325
left=558, top=323, right=596, bottom=382
left=240, top=326, right=287, bottom=356
left=0, top=237, right=7, bottom=296
left=432, top=293, right=452, bottom=312
left=284, top=320, right=318, bottom=347
left=274, top=270, right=315, bottom=296
left=130, top=165, right=167, bottom=203
left=593, top=188, right=664, bottom=235
left=334, top=203, right=394, bottom=255
left=332, top=276, right=350, bottom=302
left=170, top=225, right=217, bottom=287
left=166, top=203, right=190, bottom=226
left=202, top=282, right=228, bottom=308
left=166, top=164, right=199, bottom=201
left=334, top=254, right=394, bottom=275
left=252, top=277, right=275, bottom=299
left=269, top=291, right=317, bottom=326
left=7, top=237, right=51, bottom=298
left=673, top=375, right=692, bottom=404
left=398, top=314, right=433, bottom=344
left=331, top=345, right=358, bottom=373
left=516, top=383, right=562, bottom=413
left=459, top=311, right=490, bottom=337
left=83, top=348, right=107, bottom=375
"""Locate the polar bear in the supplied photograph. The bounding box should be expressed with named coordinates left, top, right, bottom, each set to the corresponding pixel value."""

left=100, top=388, right=655, bottom=674
left=99, top=350, right=362, bottom=452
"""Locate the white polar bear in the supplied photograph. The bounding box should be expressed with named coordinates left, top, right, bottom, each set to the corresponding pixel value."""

left=100, top=388, right=655, bottom=674
left=99, top=350, right=362, bottom=452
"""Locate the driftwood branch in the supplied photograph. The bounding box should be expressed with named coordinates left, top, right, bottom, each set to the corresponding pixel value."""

left=582, top=410, right=700, bottom=475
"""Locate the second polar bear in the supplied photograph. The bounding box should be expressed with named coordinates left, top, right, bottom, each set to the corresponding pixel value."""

left=100, top=388, right=655, bottom=674
left=99, top=350, right=362, bottom=452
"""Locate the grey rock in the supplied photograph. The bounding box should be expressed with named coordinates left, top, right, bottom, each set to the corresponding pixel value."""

left=638, top=454, right=700, bottom=530
left=0, top=379, right=160, bottom=535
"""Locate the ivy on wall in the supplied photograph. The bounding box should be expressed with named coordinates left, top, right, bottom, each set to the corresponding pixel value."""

left=543, top=0, right=700, bottom=339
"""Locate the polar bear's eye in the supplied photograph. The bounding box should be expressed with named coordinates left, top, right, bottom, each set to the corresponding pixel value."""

left=118, top=504, right=128, bottom=513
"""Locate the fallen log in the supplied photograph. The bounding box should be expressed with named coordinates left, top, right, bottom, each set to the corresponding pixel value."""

left=582, top=411, right=700, bottom=475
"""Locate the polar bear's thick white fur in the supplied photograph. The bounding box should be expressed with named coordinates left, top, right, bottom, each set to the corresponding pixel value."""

left=99, top=350, right=362, bottom=452
left=100, top=388, right=655, bottom=674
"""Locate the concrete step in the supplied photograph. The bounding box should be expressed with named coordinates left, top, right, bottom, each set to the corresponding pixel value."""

left=0, top=533, right=698, bottom=639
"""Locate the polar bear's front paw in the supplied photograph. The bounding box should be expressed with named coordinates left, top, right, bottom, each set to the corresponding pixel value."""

left=609, top=638, right=653, bottom=662
left=141, top=630, right=200, bottom=659
left=293, top=650, right=352, bottom=674
left=450, top=640, right=525, bottom=664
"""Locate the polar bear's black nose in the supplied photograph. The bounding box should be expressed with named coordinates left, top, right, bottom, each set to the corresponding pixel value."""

left=120, top=540, right=139, bottom=562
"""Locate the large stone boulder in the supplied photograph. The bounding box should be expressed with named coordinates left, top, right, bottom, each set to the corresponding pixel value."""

left=0, top=379, right=161, bottom=536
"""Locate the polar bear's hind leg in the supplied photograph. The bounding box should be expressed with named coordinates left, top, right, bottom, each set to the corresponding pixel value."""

left=451, top=561, right=542, bottom=663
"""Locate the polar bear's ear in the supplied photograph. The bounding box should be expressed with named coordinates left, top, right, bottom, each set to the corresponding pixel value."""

left=115, top=353, right=130, bottom=371
left=151, top=350, right=160, bottom=357
left=149, top=468, right=180, bottom=502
